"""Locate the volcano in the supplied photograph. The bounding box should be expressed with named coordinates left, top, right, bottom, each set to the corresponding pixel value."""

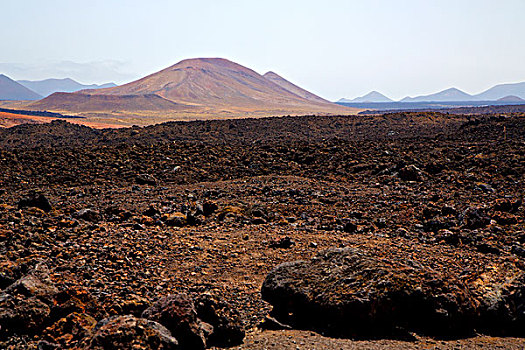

left=29, top=58, right=354, bottom=120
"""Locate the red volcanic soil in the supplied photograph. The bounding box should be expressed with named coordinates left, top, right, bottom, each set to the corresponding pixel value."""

left=0, top=111, right=124, bottom=129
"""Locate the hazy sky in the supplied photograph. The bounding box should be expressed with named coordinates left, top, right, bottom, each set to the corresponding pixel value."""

left=2, top=0, right=525, bottom=100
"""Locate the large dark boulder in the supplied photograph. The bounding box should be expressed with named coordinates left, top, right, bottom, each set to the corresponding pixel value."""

left=261, top=247, right=476, bottom=337
left=84, top=315, right=178, bottom=350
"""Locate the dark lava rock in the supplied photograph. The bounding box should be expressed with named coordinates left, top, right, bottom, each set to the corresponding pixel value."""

left=461, top=208, right=491, bottom=230
left=18, top=193, right=52, bottom=212
left=512, top=245, right=525, bottom=258
left=43, top=312, right=97, bottom=347
left=73, top=208, right=100, bottom=223
left=85, top=315, right=178, bottom=350
left=398, top=165, right=424, bottom=182
left=0, top=293, right=50, bottom=335
left=492, top=211, right=518, bottom=225
left=195, top=293, right=245, bottom=347
left=50, top=287, right=106, bottom=321
left=269, top=237, right=295, bottom=249
left=202, top=202, right=218, bottom=217
left=476, top=242, right=501, bottom=255
left=142, top=294, right=209, bottom=349
left=343, top=222, right=358, bottom=233
left=478, top=271, right=525, bottom=335
left=261, top=247, right=475, bottom=337
left=163, top=213, right=187, bottom=227
left=136, top=173, right=158, bottom=186
left=5, top=265, right=58, bottom=303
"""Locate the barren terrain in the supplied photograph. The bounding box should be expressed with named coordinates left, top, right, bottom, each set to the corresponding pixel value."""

left=0, top=112, right=524, bottom=349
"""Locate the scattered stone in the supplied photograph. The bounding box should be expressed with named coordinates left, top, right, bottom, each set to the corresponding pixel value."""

left=0, top=293, right=50, bottom=334
left=511, top=245, right=525, bottom=258
left=476, top=242, right=501, bottom=255
left=477, top=182, right=495, bottom=193
left=195, top=293, right=245, bottom=347
left=343, top=222, right=358, bottom=233
left=85, top=315, right=178, bottom=350
left=163, top=212, right=187, bottom=227
left=136, top=174, right=157, bottom=186
left=251, top=218, right=267, bottom=225
left=73, top=208, right=100, bottom=223
left=18, top=193, right=52, bottom=212
left=462, top=208, right=491, bottom=229
left=202, top=202, right=218, bottom=216
left=142, top=294, right=209, bottom=349
left=398, top=165, right=424, bottom=182
left=43, top=312, right=96, bottom=347
left=269, top=237, right=295, bottom=249
left=492, top=211, right=518, bottom=225
left=5, top=265, right=58, bottom=303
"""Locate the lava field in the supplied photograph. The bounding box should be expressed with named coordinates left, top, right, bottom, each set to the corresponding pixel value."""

left=0, top=112, right=524, bottom=349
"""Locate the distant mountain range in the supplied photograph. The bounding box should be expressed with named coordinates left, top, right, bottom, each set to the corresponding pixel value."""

left=0, top=74, right=42, bottom=100
left=17, top=78, right=116, bottom=97
left=30, top=58, right=352, bottom=117
left=339, top=91, right=393, bottom=103
left=0, top=75, right=117, bottom=101
left=340, top=81, right=525, bottom=103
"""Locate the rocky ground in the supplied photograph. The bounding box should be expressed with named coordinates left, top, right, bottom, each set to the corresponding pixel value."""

left=0, top=112, right=524, bottom=349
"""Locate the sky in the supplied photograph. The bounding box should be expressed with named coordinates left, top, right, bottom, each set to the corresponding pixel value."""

left=2, top=0, right=525, bottom=101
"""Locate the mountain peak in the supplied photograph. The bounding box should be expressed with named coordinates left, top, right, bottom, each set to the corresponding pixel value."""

left=0, top=74, right=42, bottom=100
left=401, top=87, right=471, bottom=102
left=339, top=91, right=393, bottom=103
left=32, top=57, right=351, bottom=116
left=79, top=57, right=335, bottom=108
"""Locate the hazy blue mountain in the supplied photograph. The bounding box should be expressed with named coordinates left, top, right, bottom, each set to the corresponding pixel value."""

left=0, top=74, right=42, bottom=100
left=17, top=78, right=117, bottom=97
left=473, top=82, right=525, bottom=101
left=401, top=88, right=473, bottom=102
left=497, top=95, right=525, bottom=102
left=339, top=91, right=393, bottom=103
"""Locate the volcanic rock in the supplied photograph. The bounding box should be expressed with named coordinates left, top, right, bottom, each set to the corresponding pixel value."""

left=0, top=293, right=50, bottom=335
left=43, top=312, right=97, bottom=347
left=398, top=165, right=424, bottom=182
left=142, top=294, right=209, bottom=349
left=73, top=208, right=100, bottom=223
left=195, top=293, right=245, bottom=347
left=5, top=265, right=58, bottom=303
left=18, top=193, right=52, bottom=212
left=85, top=315, right=178, bottom=350
left=261, top=247, right=476, bottom=337
left=136, top=174, right=157, bottom=186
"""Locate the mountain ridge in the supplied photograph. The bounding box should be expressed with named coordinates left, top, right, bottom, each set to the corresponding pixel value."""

left=339, top=91, right=393, bottom=103
left=0, top=74, right=42, bottom=101
left=341, top=81, right=525, bottom=103
left=18, top=78, right=117, bottom=97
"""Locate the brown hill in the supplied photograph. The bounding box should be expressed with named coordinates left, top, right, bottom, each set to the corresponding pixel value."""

left=29, top=92, right=196, bottom=113
left=83, top=58, right=335, bottom=108
left=26, top=58, right=356, bottom=123
left=263, top=71, right=329, bottom=104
